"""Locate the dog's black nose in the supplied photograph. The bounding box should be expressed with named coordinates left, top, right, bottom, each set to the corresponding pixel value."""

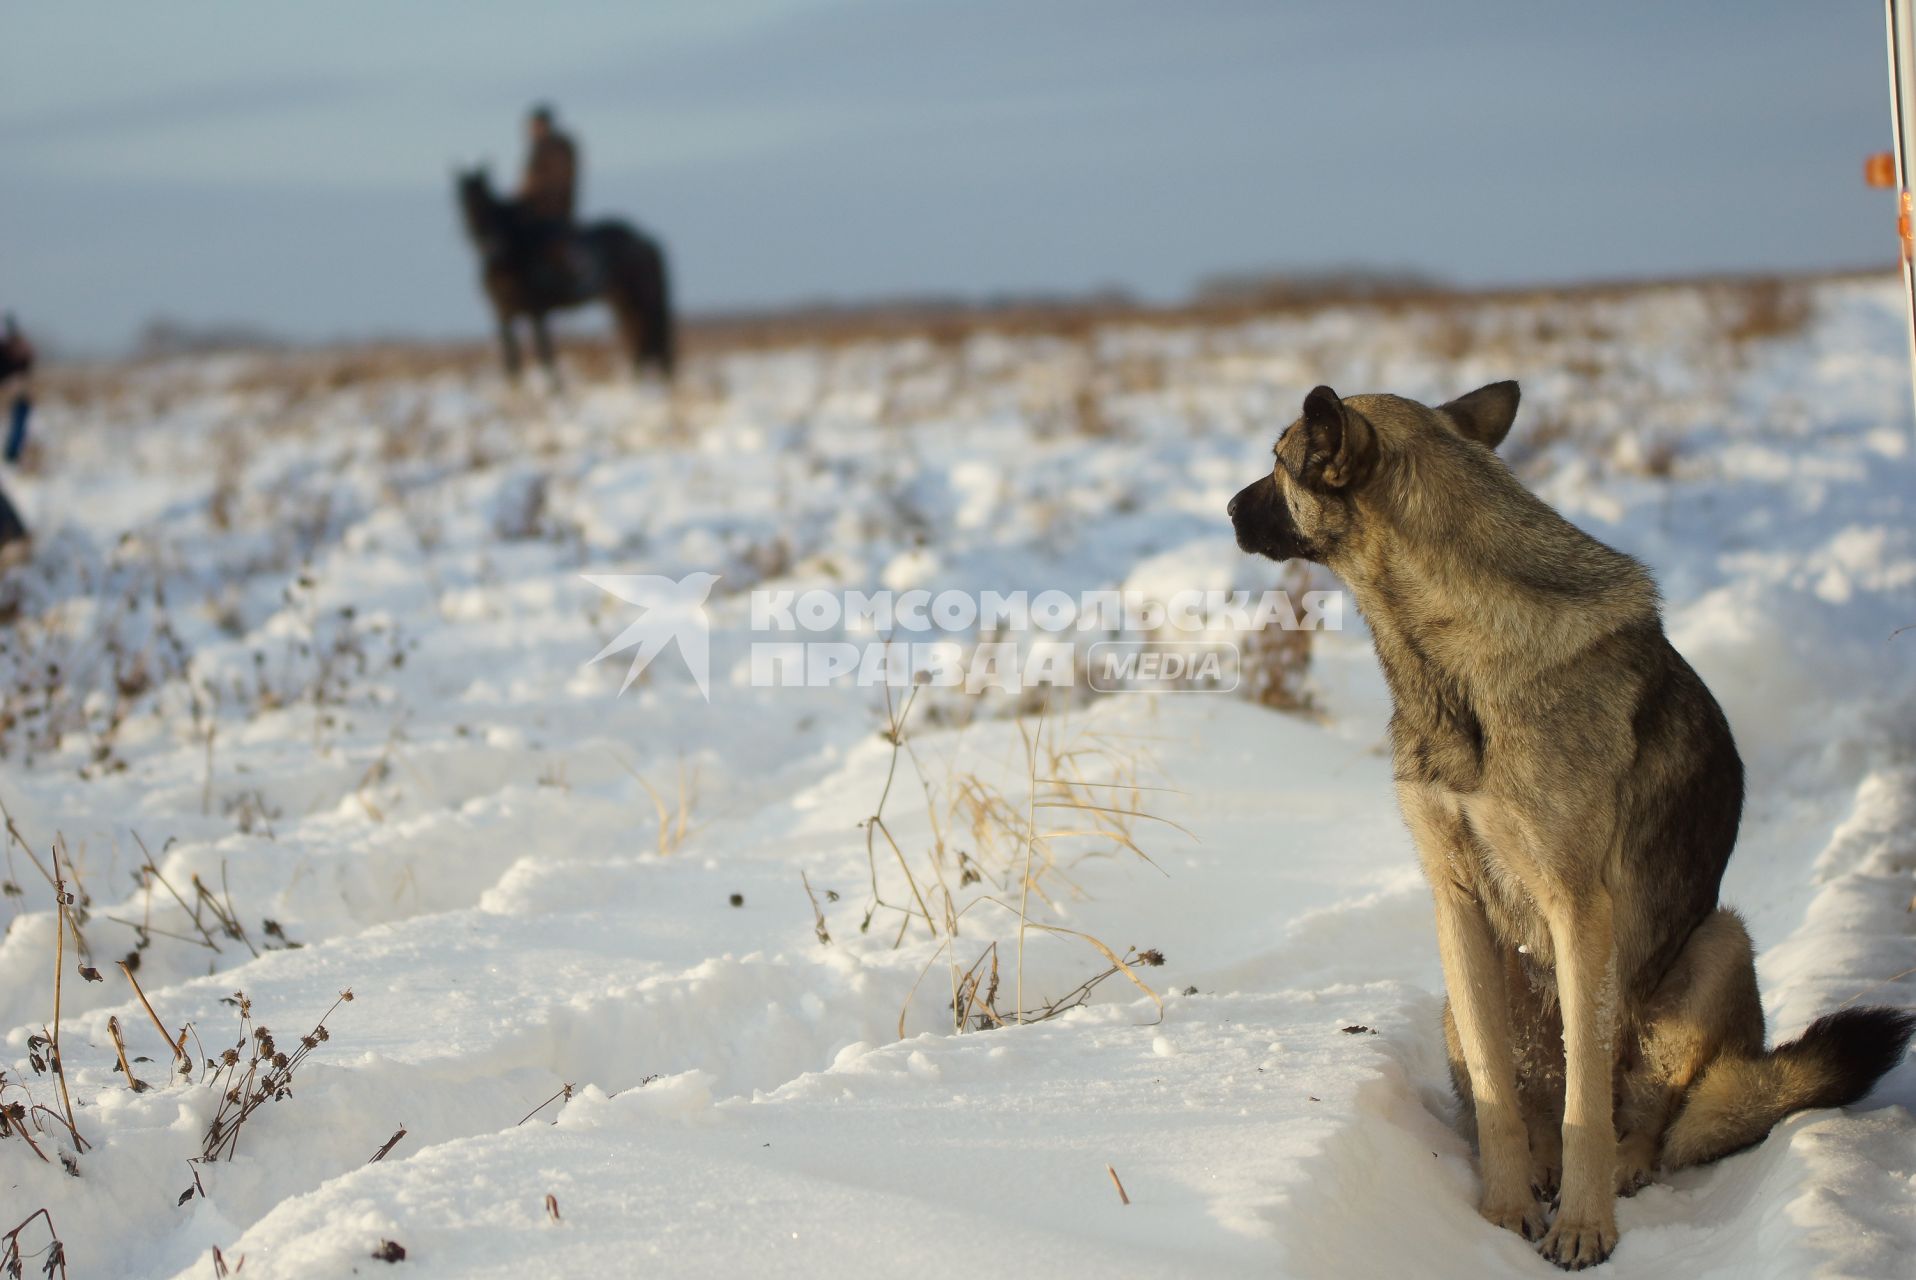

left=1227, top=492, right=1242, bottom=520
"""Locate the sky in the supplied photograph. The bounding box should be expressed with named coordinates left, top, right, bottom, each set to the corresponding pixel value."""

left=0, top=1, right=1899, bottom=352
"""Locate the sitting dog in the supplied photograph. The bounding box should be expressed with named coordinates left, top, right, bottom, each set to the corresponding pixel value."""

left=1228, top=382, right=1914, bottom=1268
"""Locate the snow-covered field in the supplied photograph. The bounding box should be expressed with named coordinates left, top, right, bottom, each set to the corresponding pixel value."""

left=2, top=277, right=1913, bottom=1278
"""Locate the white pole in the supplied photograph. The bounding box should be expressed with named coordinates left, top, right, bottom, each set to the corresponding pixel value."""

left=1884, top=0, right=1916, bottom=429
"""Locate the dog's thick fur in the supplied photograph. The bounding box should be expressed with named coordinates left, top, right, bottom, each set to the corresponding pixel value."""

left=1228, top=382, right=1914, bottom=1269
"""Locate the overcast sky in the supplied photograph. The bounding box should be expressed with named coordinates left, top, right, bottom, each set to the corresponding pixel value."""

left=0, top=1, right=1897, bottom=352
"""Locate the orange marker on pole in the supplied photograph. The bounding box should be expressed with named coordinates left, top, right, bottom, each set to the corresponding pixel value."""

left=1880, top=2, right=1916, bottom=428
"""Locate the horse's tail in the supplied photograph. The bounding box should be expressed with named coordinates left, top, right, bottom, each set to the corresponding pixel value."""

left=610, top=229, right=674, bottom=378
left=639, top=236, right=674, bottom=376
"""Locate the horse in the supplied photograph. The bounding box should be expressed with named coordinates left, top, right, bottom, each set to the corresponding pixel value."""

left=455, top=167, right=675, bottom=382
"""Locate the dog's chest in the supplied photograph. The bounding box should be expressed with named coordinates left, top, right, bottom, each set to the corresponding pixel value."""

left=1369, top=615, right=1489, bottom=794
left=1391, top=710, right=1485, bottom=794
left=1453, top=798, right=1556, bottom=962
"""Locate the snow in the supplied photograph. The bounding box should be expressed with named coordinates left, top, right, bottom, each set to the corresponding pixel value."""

left=1, top=277, right=1913, bottom=1278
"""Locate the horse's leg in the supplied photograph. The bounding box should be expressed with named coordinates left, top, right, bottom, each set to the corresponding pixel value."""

left=496, top=312, right=523, bottom=380
left=609, top=291, right=644, bottom=377
left=623, top=280, right=668, bottom=378
left=530, top=313, right=561, bottom=392
left=653, top=288, right=676, bottom=379
left=645, top=252, right=676, bottom=378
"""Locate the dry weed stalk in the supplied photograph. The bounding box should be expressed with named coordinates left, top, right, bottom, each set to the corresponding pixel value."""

left=354, top=719, right=408, bottom=822
left=368, top=1128, right=407, bottom=1163
left=945, top=940, right=1166, bottom=1031
left=106, top=1016, right=148, bottom=1093
left=188, top=866, right=260, bottom=958
left=118, top=959, right=192, bottom=1076
left=0, top=1082, right=50, bottom=1164
left=124, top=832, right=222, bottom=952
left=517, top=1082, right=574, bottom=1126
left=853, top=683, right=1175, bottom=1036
left=194, top=988, right=351, bottom=1167
left=1836, top=964, right=1916, bottom=1010
left=859, top=683, right=941, bottom=945
left=0, top=1060, right=82, bottom=1166
left=112, top=835, right=291, bottom=971
left=800, top=871, right=834, bottom=946
left=0, top=1208, right=67, bottom=1280
left=612, top=754, right=699, bottom=856
left=47, top=844, right=87, bottom=1153
left=0, top=795, right=58, bottom=905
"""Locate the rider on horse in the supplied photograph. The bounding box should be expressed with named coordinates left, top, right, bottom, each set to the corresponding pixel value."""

left=519, top=104, right=577, bottom=223
left=516, top=105, right=587, bottom=291
left=457, top=108, right=674, bottom=380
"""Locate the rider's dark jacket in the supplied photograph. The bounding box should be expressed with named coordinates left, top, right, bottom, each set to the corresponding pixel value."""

left=519, top=131, right=578, bottom=223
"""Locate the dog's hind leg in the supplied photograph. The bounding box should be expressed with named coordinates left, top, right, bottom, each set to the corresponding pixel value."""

left=1658, top=919, right=1911, bottom=1170
left=1614, top=908, right=1763, bottom=1195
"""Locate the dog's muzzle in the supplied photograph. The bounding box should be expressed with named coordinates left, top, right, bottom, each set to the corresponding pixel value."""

left=1229, top=474, right=1313, bottom=562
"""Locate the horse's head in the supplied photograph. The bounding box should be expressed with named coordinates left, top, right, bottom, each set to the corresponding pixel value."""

left=455, top=165, right=507, bottom=252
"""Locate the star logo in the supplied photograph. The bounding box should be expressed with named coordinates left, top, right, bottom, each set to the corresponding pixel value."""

left=582, top=572, right=720, bottom=700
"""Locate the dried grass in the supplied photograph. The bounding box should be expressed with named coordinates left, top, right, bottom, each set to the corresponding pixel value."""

left=188, top=987, right=352, bottom=1173
left=1, top=1208, right=67, bottom=1279
left=1718, top=278, right=1815, bottom=344
left=612, top=754, right=698, bottom=857
left=844, top=679, right=1176, bottom=1037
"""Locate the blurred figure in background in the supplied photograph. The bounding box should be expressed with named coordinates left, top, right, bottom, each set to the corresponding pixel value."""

left=0, top=313, right=30, bottom=553
left=458, top=101, right=672, bottom=381
left=512, top=104, right=585, bottom=293
left=517, top=104, right=578, bottom=224
left=0, top=313, right=31, bottom=464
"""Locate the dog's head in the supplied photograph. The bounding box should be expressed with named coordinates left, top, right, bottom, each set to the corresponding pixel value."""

left=1227, top=381, right=1521, bottom=565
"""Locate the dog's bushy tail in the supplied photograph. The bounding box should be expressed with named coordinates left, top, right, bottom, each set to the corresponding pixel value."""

left=1663, top=1006, right=1915, bottom=1169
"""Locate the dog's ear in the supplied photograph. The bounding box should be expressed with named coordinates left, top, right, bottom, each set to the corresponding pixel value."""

left=1439, top=380, right=1521, bottom=449
left=1299, top=385, right=1376, bottom=490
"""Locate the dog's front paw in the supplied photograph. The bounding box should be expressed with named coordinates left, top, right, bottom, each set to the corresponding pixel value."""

left=1538, top=1212, right=1617, bottom=1270
left=1479, top=1191, right=1548, bottom=1242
